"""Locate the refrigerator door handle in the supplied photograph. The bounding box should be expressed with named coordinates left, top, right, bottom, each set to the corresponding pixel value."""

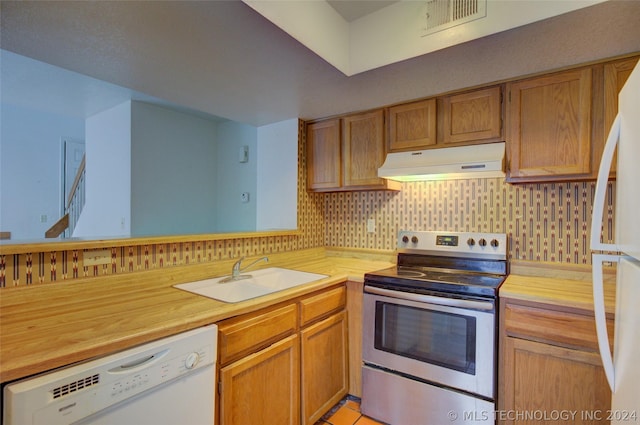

left=590, top=114, right=620, bottom=252
left=592, top=253, right=618, bottom=391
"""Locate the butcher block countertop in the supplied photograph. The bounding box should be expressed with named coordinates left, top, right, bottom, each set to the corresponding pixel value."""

left=502, top=260, right=617, bottom=316
left=0, top=247, right=395, bottom=384
left=1, top=251, right=616, bottom=385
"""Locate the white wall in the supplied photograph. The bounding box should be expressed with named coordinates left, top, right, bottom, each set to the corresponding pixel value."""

left=256, top=118, right=298, bottom=230
left=130, top=102, right=219, bottom=236
left=215, top=121, right=258, bottom=232
left=0, top=103, right=84, bottom=239
left=74, top=101, right=132, bottom=238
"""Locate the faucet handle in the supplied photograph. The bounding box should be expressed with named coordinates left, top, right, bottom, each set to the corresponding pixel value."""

left=232, top=256, right=245, bottom=275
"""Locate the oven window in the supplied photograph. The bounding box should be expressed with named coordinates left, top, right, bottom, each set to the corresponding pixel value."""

left=374, top=301, right=476, bottom=374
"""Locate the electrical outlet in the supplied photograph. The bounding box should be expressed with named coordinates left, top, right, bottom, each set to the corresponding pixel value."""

left=84, top=249, right=111, bottom=266
left=367, top=218, right=376, bottom=233
left=241, top=192, right=250, bottom=203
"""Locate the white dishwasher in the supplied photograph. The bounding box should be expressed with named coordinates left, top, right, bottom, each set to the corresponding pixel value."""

left=3, top=324, right=217, bottom=425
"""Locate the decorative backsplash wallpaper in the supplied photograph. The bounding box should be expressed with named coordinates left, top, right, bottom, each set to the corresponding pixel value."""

left=323, top=179, right=615, bottom=265
left=0, top=118, right=616, bottom=287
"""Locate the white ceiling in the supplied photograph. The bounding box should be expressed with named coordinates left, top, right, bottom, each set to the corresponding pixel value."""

left=327, top=1, right=399, bottom=21
left=1, top=1, right=639, bottom=127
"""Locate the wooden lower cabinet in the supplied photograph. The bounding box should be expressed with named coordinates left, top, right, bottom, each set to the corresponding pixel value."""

left=501, top=337, right=610, bottom=425
left=301, top=311, right=348, bottom=425
left=217, top=284, right=348, bottom=425
left=499, top=300, right=612, bottom=425
left=220, top=335, right=300, bottom=425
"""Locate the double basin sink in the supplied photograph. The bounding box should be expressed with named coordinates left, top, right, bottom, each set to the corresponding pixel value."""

left=174, top=267, right=328, bottom=303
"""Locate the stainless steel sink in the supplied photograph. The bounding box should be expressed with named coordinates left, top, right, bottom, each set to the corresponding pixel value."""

left=174, top=267, right=328, bottom=303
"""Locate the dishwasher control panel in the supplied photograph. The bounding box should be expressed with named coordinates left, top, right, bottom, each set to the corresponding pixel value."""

left=3, top=325, right=218, bottom=425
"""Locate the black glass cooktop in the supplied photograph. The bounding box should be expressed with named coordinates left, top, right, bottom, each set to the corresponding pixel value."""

left=365, top=253, right=508, bottom=298
left=365, top=266, right=506, bottom=298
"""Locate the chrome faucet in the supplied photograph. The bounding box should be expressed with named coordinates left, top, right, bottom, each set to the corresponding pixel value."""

left=220, top=256, right=269, bottom=283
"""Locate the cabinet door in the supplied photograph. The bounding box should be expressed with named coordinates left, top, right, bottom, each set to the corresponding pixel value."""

left=440, top=86, right=503, bottom=145
left=342, top=110, right=387, bottom=188
left=220, top=334, right=300, bottom=425
left=307, top=119, right=341, bottom=190
left=500, top=337, right=611, bottom=425
left=301, top=311, right=349, bottom=425
left=388, top=98, right=437, bottom=151
left=506, top=68, right=593, bottom=182
left=601, top=57, right=639, bottom=175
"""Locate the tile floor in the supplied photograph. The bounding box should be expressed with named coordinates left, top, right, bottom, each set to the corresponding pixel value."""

left=315, top=396, right=388, bottom=425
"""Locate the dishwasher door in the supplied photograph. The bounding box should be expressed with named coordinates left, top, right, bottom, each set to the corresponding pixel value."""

left=3, top=325, right=217, bottom=425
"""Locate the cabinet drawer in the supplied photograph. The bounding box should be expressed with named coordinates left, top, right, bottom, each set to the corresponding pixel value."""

left=300, top=286, right=346, bottom=327
left=503, top=303, right=613, bottom=352
left=218, top=303, right=298, bottom=365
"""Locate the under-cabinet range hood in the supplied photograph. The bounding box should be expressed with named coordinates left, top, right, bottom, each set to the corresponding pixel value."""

left=378, top=142, right=505, bottom=181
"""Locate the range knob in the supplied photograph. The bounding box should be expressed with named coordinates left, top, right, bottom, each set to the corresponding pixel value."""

left=467, top=238, right=476, bottom=246
left=402, top=235, right=409, bottom=243
left=411, top=236, right=419, bottom=244
left=185, top=352, right=200, bottom=370
left=478, top=238, right=487, bottom=247
left=490, top=239, right=500, bottom=248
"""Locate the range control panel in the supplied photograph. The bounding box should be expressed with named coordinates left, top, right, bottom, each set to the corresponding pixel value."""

left=398, top=230, right=507, bottom=259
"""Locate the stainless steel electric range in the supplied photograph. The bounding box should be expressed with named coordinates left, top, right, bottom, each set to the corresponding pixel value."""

left=361, top=230, right=508, bottom=425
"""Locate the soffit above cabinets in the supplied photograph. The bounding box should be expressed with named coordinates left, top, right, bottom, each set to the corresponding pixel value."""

left=243, top=0, right=607, bottom=76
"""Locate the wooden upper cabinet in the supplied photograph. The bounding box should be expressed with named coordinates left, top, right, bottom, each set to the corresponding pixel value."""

left=342, top=110, right=387, bottom=189
left=604, top=57, right=638, bottom=129
left=387, top=98, right=437, bottom=151
left=439, top=86, right=503, bottom=145
left=306, top=119, right=341, bottom=190
left=307, top=110, right=400, bottom=192
left=506, top=67, right=593, bottom=182
left=307, top=55, right=638, bottom=186
left=388, top=87, right=503, bottom=153
left=599, top=56, right=639, bottom=176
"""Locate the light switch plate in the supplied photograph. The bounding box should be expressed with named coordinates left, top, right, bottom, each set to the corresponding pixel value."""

left=367, top=219, right=376, bottom=233
left=84, top=249, right=111, bottom=266
left=239, top=145, right=249, bottom=163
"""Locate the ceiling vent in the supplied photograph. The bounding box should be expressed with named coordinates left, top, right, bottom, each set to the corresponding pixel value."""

left=420, top=0, right=487, bottom=37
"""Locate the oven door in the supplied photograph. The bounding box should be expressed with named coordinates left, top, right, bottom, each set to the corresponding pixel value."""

left=363, top=285, right=496, bottom=399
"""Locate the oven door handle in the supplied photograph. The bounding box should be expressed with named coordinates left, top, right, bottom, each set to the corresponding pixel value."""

left=364, top=286, right=494, bottom=311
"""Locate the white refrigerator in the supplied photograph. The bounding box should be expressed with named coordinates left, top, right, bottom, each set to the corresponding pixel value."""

left=591, top=61, right=640, bottom=421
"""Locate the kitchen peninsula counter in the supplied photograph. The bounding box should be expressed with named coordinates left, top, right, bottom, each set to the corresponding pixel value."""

left=0, top=247, right=394, bottom=384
